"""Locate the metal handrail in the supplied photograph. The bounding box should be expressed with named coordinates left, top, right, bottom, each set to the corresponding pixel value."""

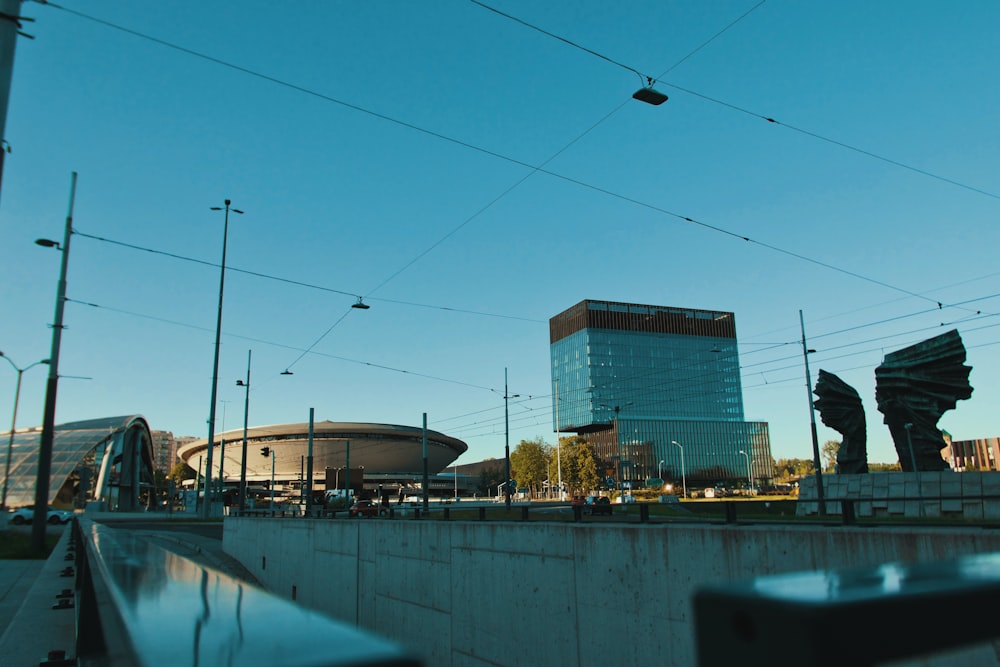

left=71, top=517, right=422, bottom=667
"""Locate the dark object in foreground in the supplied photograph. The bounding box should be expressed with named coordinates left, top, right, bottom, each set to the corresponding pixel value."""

left=693, top=551, right=1000, bottom=667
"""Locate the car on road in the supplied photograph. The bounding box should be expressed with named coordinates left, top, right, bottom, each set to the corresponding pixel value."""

left=349, top=499, right=389, bottom=518
left=585, top=496, right=613, bottom=516
left=7, top=506, right=74, bottom=525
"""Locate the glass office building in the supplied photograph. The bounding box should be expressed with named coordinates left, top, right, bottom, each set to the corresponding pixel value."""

left=550, top=300, right=773, bottom=490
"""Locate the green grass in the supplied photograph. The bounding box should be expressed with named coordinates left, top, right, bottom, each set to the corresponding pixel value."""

left=0, top=530, right=61, bottom=559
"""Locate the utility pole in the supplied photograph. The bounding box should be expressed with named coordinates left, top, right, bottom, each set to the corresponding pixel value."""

left=32, top=172, right=76, bottom=552
left=800, top=310, right=826, bottom=516
left=0, top=0, right=31, bottom=202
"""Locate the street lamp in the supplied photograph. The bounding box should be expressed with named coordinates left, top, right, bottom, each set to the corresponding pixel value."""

left=32, top=171, right=76, bottom=553
left=671, top=440, right=686, bottom=499
left=260, top=446, right=275, bottom=513
left=658, top=460, right=665, bottom=479
left=800, top=310, right=826, bottom=515
left=237, top=349, right=252, bottom=511
left=1, top=353, right=49, bottom=511
left=738, top=450, right=754, bottom=495
left=503, top=367, right=519, bottom=510
left=903, top=422, right=918, bottom=473
left=203, top=199, right=243, bottom=518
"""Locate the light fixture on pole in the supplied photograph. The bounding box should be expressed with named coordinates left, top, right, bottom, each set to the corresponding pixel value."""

left=1, top=353, right=49, bottom=511
left=503, top=368, right=519, bottom=511
left=799, top=310, right=826, bottom=516
left=203, top=199, right=243, bottom=518
left=236, top=349, right=251, bottom=511
left=738, top=450, right=754, bottom=494
left=31, top=172, right=76, bottom=553
left=671, top=440, right=686, bottom=499
left=554, top=378, right=562, bottom=501
left=260, top=446, right=275, bottom=513
left=903, top=422, right=918, bottom=473
left=658, top=460, right=664, bottom=479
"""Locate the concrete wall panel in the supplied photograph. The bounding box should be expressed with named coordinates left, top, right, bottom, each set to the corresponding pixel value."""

left=224, top=516, right=1000, bottom=667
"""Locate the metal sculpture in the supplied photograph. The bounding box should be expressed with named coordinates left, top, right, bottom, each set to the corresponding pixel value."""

left=875, top=330, right=973, bottom=472
left=813, top=370, right=868, bottom=474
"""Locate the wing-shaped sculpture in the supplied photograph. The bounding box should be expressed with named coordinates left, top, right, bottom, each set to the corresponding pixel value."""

left=813, top=369, right=868, bottom=474
left=875, top=330, right=973, bottom=471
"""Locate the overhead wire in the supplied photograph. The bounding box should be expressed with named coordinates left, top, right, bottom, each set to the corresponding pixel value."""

left=470, top=0, right=1000, bottom=202
left=34, top=0, right=978, bottom=353
left=34, top=2, right=998, bottom=444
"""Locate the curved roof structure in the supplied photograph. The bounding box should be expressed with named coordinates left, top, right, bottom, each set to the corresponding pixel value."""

left=177, top=421, right=468, bottom=482
left=1, top=415, right=154, bottom=509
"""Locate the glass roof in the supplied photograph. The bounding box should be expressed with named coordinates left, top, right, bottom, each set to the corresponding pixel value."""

left=2, top=416, right=147, bottom=508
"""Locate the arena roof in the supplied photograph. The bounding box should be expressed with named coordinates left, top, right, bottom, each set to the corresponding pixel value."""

left=177, top=421, right=468, bottom=481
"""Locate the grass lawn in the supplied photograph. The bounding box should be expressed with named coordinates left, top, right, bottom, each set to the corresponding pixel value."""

left=0, top=529, right=61, bottom=559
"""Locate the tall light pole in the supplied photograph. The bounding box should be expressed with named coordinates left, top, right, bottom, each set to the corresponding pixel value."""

left=554, top=378, right=562, bottom=500
left=671, top=440, right=686, bottom=499
left=738, top=450, right=753, bottom=494
left=503, top=368, right=519, bottom=510
left=32, top=172, right=76, bottom=552
left=236, top=349, right=251, bottom=511
left=1, top=353, right=49, bottom=511
left=800, top=310, right=826, bottom=515
left=203, top=199, right=243, bottom=518
left=658, top=460, right=664, bottom=479
left=260, top=446, right=275, bottom=513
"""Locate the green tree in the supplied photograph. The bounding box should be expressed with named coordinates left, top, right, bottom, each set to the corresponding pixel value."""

left=476, top=461, right=506, bottom=496
left=822, top=440, right=840, bottom=472
left=169, top=461, right=196, bottom=484
left=510, top=437, right=550, bottom=494
left=773, top=458, right=814, bottom=480
left=557, top=436, right=600, bottom=495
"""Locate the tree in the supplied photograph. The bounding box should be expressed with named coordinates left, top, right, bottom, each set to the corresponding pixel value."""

left=510, top=437, right=550, bottom=494
left=476, top=463, right=506, bottom=496
left=169, top=461, right=196, bottom=484
left=773, top=458, right=814, bottom=480
left=558, top=436, right=600, bottom=495
left=822, top=440, right=840, bottom=472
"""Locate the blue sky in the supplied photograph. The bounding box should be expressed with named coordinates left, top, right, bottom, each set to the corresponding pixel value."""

left=1, top=0, right=997, bottom=467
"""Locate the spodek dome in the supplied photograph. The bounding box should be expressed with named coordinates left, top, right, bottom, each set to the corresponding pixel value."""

left=178, top=420, right=468, bottom=491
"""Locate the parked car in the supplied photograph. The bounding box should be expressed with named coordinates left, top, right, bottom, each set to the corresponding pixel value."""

left=585, top=496, right=613, bottom=516
left=349, top=499, right=389, bottom=518
left=8, top=506, right=74, bottom=525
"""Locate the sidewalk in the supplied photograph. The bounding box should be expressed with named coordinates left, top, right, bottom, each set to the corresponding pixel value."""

left=0, top=524, right=76, bottom=666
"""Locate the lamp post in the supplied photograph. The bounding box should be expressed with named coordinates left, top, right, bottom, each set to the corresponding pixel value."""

left=503, top=368, right=519, bottom=510
left=658, top=460, right=664, bottom=479
left=32, top=172, right=76, bottom=553
left=1, top=354, right=49, bottom=511
left=236, top=349, right=251, bottom=511
left=260, top=446, right=275, bottom=513
left=671, top=440, right=686, bottom=499
left=800, top=310, right=826, bottom=515
left=903, top=422, right=918, bottom=473
left=203, top=199, right=243, bottom=518
left=554, top=378, right=562, bottom=501
left=738, top=450, right=754, bottom=494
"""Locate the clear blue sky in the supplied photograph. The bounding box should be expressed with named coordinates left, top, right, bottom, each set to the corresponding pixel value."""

left=1, top=1, right=997, bottom=467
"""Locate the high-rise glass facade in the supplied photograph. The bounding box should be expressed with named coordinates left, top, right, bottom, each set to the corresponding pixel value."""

left=550, top=300, right=773, bottom=489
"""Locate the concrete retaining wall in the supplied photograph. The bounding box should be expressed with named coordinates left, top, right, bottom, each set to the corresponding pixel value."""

left=797, top=471, right=1000, bottom=518
left=224, top=517, right=1000, bottom=667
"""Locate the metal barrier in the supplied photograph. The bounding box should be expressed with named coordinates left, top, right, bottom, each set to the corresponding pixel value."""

left=70, top=517, right=422, bottom=666
left=693, top=551, right=1000, bottom=666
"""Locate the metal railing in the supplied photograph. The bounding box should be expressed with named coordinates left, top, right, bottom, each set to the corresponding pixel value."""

left=69, top=517, right=422, bottom=667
